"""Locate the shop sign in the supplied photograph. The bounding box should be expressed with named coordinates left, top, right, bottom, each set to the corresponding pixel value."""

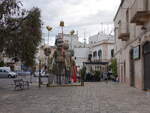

left=133, top=45, right=140, bottom=60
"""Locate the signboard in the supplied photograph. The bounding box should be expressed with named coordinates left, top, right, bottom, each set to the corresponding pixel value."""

left=133, top=45, right=140, bottom=60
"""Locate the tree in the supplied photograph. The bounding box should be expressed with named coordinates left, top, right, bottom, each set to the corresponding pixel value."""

left=0, top=0, right=22, bottom=24
left=18, top=8, right=42, bottom=66
left=110, top=59, right=117, bottom=77
left=0, top=0, right=23, bottom=53
left=0, top=0, right=42, bottom=67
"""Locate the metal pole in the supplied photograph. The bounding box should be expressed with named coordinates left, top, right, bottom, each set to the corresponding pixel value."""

left=71, top=36, right=72, bottom=49
left=39, top=60, right=41, bottom=88
left=62, top=27, right=63, bottom=39
left=48, top=30, right=50, bottom=45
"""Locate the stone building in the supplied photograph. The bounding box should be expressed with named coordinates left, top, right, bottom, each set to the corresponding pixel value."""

left=114, top=0, right=150, bottom=90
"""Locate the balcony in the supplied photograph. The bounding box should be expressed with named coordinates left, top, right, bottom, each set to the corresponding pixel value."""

left=130, top=0, right=150, bottom=25
left=118, top=22, right=130, bottom=41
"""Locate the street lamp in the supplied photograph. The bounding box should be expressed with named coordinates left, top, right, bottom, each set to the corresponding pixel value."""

left=46, top=26, right=52, bottom=45
left=60, top=21, right=64, bottom=39
left=70, top=30, right=75, bottom=50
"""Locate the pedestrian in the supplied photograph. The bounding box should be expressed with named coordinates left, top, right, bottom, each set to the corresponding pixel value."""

left=103, top=72, right=108, bottom=83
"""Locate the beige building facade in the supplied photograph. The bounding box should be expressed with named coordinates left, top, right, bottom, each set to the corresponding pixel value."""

left=114, top=0, right=150, bottom=90
left=85, top=33, right=114, bottom=73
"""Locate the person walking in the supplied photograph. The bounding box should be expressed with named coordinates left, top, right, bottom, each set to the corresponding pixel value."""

left=103, top=72, right=108, bottom=83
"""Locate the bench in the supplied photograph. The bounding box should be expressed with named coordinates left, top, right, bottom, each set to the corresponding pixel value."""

left=13, top=79, right=29, bottom=90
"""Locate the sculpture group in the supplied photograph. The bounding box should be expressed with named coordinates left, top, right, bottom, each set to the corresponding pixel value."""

left=46, top=37, right=77, bottom=86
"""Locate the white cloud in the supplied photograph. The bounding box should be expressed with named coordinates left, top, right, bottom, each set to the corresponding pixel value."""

left=21, top=0, right=121, bottom=45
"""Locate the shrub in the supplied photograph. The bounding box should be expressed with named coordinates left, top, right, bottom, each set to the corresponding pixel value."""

left=94, top=71, right=101, bottom=81
left=80, top=66, right=86, bottom=81
left=110, top=59, right=117, bottom=77
left=0, top=61, right=5, bottom=67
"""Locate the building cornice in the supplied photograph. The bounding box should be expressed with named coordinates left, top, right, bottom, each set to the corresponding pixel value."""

left=91, top=40, right=115, bottom=48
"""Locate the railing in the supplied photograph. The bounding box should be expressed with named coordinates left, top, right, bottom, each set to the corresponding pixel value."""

left=130, top=0, right=148, bottom=21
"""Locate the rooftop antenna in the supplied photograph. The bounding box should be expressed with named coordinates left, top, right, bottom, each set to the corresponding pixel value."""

left=107, top=24, right=109, bottom=35
left=108, top=28, right=114, bottom=40
left=84, top=31, right=86, bottom=47
left=101, top=22, right=104, bottom=33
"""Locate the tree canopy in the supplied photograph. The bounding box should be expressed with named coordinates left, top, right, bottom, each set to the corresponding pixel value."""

left=0, top=0, right=42, bottom=67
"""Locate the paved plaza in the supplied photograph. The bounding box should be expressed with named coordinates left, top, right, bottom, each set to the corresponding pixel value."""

left=0, top=79, right=150, bottom=113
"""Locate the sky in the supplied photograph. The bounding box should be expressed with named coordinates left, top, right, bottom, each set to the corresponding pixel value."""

left=21, top=0, right=121, bottom=45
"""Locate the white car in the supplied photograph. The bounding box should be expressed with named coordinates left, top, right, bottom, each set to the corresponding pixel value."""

left=34, top=70, right=45, bottom=77
left=0, top=69, right=17, bottom=78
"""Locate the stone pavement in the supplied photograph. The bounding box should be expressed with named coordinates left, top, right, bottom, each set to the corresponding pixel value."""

left=0, top=82, right=150, bottom=113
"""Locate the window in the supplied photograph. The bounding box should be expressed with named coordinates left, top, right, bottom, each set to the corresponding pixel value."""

left=98, top=49, right=102, bottom=58
left=126, top=8, right=129, bottom=32
left=111, top=49, right=114, bottom=57
left=88, top=54, right=92, bottom=61
left=93, top=51, right=97, bottom=57
left=3, top=70, right=7, bottom=72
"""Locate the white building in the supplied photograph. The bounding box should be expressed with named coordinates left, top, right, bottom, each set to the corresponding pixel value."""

left=74, top=48, right=89, bottom=69
left=85, top=33, right=115, bottom=72
left=89, top=39, right=114, bottom=62
left=89, top=32, right=114, bottom=45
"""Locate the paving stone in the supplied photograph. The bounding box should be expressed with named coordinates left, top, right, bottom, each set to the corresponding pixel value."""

left=0, top=81, right=150, bottom=113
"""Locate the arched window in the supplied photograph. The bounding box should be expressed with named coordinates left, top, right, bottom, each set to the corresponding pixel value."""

left=88, top=54, right=92, bottom=61
left=111, top=49, right=114, bottom=57
left=98, top=49, right=102, bottom=58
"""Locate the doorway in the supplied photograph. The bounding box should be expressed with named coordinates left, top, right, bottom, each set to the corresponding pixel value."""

left=143, top=42, right=150, bottom=90
left=130, top=49, right=135, bottom=87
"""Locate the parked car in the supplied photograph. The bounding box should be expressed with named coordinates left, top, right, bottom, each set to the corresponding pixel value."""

left=16, top=70, right=31, bottom=76
left=0, top=69, right=17, bottom=78
left=0, top=67, right=11, bottom=71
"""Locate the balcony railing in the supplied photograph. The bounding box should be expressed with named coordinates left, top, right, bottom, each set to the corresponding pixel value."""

left=130, top=0, right=150, bottom=25
left=118, top=22, right=129, bottom=41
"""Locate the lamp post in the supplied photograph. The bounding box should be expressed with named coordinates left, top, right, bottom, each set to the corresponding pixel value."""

left=60, top=21, right=64, bottom=39
left=46, top=26, right=52, bottom=45
left=38, top=59, right=41, bottom=88
left=70, top=30, right=75, bottom=50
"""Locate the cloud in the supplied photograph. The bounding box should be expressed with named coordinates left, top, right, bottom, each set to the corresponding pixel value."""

left=21, top=0, right=121, bottom=45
